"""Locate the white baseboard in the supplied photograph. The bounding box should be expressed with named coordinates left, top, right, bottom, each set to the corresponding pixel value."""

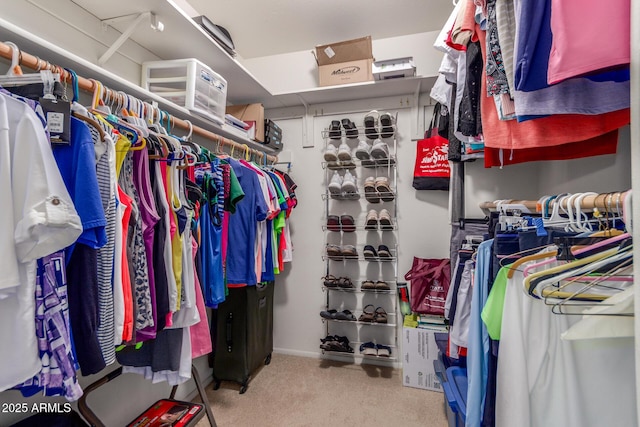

left=273, top=347, right=402, bottom=369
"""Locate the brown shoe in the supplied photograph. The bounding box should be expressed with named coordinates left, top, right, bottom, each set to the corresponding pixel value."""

left=374, top=177, right=394, bottom=202
left=374, top=281, right=390, bottom=291
left=364, top=177, right=380, bottom=203
left=378, top=209, right=393, bottom=230
left=365, top=210, right=378, bottom=230
left=361, top=280, right=376, bottom=290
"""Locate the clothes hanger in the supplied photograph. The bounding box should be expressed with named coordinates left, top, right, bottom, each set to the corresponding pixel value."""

left=537, top=246, right=633, bottom=302
left=549, top=260, right=634, bottom=315
left=505, top=245, right=558, bottom=279
left=523, top=246, right=622, bottom=297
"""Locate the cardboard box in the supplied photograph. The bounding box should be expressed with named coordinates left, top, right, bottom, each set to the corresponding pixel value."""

left=314, top=36, right=374, bottom=87
left=402, top=326, right=446, bottom=392
left=226, top=103, right=265, bottom=142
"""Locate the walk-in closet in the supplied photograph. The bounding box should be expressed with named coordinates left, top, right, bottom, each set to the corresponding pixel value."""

left=0, top=0, right=638, bottom=426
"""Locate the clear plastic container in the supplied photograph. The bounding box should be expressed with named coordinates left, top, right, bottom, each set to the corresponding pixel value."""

left=142, top=58, right=227, bottom=126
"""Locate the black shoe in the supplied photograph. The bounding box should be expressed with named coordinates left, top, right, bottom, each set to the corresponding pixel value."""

left=380, top=112, right=395, bottom=138
left=328, top=120, right=341, bottom=140
left=364, top=111, right=379, bottom=140
left=377, top=245, right=391, bottom=259
left=341, top=118, right=359, bottom=139
left=363, top=245, right=378, bottom=260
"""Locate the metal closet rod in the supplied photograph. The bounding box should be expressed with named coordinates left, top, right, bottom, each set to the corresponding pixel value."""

left=479, top=190, right=630, bottom=212
left=0, top=40, right=278, bottom=163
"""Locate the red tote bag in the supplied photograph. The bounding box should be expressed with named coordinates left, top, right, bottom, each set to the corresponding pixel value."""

left=404, top=257, right=451, bottom=316
left=412, top=104, right=451, bottom=191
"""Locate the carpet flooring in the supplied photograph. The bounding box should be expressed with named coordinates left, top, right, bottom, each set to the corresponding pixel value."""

left=195, top=353, right=448, bottom=427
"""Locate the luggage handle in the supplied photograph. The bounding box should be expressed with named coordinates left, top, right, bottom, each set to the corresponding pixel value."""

left=226, top=313, right=233, bottom=352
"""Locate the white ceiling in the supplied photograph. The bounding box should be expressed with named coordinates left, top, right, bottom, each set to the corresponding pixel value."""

left=183, top=0, right=454, bottom=59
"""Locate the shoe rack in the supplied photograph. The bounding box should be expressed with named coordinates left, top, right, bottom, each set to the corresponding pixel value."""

left=319, top=113, right=399, bottom=362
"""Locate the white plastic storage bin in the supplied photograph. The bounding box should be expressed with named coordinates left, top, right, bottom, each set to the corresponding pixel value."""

left=142, top=58, right=227, bottom=126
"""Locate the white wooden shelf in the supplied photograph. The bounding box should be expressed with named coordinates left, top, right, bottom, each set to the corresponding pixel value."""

left=0, top=16, right=279, bottom=155
left=268, top=75, right=437, bottom=109
left=70, top=0, right=274, bottom=107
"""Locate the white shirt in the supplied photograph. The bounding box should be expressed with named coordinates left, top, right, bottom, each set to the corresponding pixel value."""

left=0, top=94, right=82, bottom=391
left=497, top=264, right=637, bottom=427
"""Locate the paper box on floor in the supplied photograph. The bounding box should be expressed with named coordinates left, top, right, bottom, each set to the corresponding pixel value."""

left=226, top=103, right=265, bottom=142
left=402, top=326, right=445, bottom=392
left=314, top=36, right=374, bottom=87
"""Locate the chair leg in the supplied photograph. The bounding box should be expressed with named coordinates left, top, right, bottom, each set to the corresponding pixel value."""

left=191, top=364, right=217, bottom=427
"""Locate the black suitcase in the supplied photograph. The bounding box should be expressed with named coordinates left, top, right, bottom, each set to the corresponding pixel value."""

left=212, top=282, right=274, bottom=394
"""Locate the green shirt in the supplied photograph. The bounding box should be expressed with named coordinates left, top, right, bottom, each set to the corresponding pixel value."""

left=481, top=265, right=511, bottom=340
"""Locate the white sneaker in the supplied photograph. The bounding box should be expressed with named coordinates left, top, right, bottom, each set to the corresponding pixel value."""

left=341, top=170, right=357, bottom=193
left=370, top=139, right=389, bottom=159
left=328, top=171, right=343, bottom=194
left=337, top=142, right=352, bottom=161
left=354, top=140, right=371, bottom=160
left=324, top=144, right=338, bottom=162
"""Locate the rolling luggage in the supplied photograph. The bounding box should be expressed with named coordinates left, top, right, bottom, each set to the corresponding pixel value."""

left=212, top=282, right=274, bottom=394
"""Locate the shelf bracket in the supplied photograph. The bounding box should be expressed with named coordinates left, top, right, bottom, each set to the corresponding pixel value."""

left=98, top=11, right=161, bottom=66
left=296, top=94, right=315, bottom=148
left=411, top=79, right=423, bottom=140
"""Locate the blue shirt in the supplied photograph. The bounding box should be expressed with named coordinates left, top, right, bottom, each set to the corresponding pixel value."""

left=227, top=159, right=268, bottom=285
left=197, top=160, right=225, bottom=306
left=466, top=239, right=493, bottom=427
left=514, top=0, right=629, bottom=93
left=52, top=118, right=107, bottom=257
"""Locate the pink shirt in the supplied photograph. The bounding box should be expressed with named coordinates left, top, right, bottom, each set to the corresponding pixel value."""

left=547, top=0, right=630, bottom=85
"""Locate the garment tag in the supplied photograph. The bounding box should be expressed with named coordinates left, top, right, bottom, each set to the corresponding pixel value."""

left=324, top=46, right=336, bottom=59
left=39, top=98, right=71, bottom=145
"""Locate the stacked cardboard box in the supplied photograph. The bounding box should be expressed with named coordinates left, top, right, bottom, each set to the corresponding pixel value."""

left=314, top=36, right=374, bottom=87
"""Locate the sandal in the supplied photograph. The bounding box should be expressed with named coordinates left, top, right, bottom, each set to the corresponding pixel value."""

left=374, top=307, right=388, bottom=323
left=361, top=280, right=376, bottom=290
left=340, top=215, right=356, bottom=232
left=363, top=110, right=379, bottom=140
left=335, top=310, right=356, bottom=321
left=374, top=177, right=395, bottom=202
left=364, top=177, right=380, bottom=204
left=322, top=275, right=339, bottom=287
left=320, top=335, right=337, bottom=350
left=374, top=280, right=391, bottom=291
left=326, top=244, right=342, bottom=259
left=360, top=342, right=377, bottom=356
left=358, top=304, right=375, bottom=322
left=365, top=210, right=378, bottom=230
left=341, top=118, right=359, bottom=139
left=337, top=277, right=354, bottom=289
left=320, top=309, right=338, bottom=320
left=378, top=209, right=393, bottom=230
left=376, top=344, right=392, bottom=357
left=379, top=112, right=395, bottom=138
left=363, top=245, right=377, bottom=260
left=341, top=245, right=358, bottom=259
left=328, top=120, right=341, bottom=140
left=377, top=244, right=392, bottom=259
left=332, top=336, right=354, bottom=353
left=327, top=215, right=341, bottom=232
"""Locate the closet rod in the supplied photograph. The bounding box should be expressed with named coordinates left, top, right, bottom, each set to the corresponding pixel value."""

left=0, top=41, right=278, bottom=163
left=479, top=191, right=630, bottom=212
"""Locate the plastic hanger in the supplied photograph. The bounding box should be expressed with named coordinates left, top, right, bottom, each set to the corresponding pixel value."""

left=536, top=246, right=633, bottom=301
left=523, top=246, right=622, bottom=297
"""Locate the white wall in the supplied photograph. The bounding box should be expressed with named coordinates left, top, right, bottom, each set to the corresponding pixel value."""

left=2, top=0, right=160, bottom=85
left=241, top=31, right=443, bottom=94
left=268, top=99, right=450, bottom=361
